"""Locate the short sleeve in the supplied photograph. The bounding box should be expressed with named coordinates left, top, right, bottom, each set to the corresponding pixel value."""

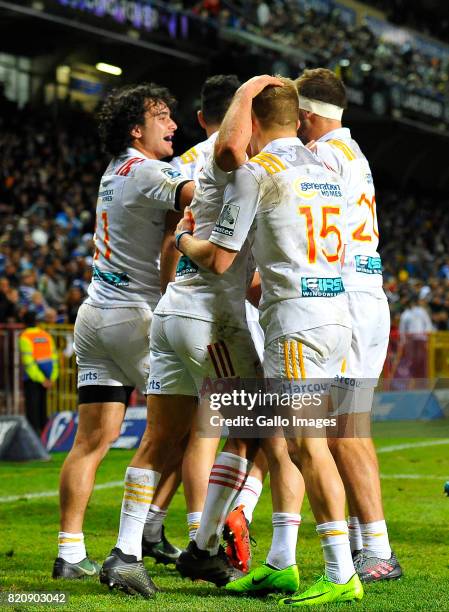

left=201, top=152, right=230, bottom=187
left=209, top=166, right=259, bottom=251
left=134, top=160, right=191, bottom=210
left=171, top=155, right=194, bottom=180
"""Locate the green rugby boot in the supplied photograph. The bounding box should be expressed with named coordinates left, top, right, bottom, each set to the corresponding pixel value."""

left=278, top=574, right=363, bottom=606
left=226, top=563, right=299, bottom=595
left=52, top=556, right=100, bottom=579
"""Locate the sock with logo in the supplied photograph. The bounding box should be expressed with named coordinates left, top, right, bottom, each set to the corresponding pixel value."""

left=348, top=516, right=363, bottom=553
left=116, top=466, right=161, bottom=559
left=317, top=521, right=355, bottom=584
left=232, top=475, right=263, bottom=523
left=360, top=519, right=392, bottom=559
left=195, top=452, right=250, bottom=555
left=266, top=513, right=301, bottom=569
left=143, top=504, right=167, bottom=543
left=58, top=532, right=86, bottom=564
left=187, top=512, right=202, bottom=540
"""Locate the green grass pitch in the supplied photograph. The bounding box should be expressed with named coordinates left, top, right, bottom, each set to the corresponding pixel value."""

left=1, top=422, right=449, bottom=611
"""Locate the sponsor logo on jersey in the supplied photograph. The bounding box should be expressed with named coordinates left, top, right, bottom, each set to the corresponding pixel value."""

left=355, top=255, right=383, bottom=274
left=98, top=188, right=114, bottom=202
left=161, top=167, right=183, bottom=182
left=176, top=255, right=198, bottom=277
left=293, top=177, right=342, bottom=200
left=214, top=203, right=240, bottom=236
left=333, top=374, right=363, bottom=388
left=92, top=265, right=130, bottom=287
left=301, top=276, right=345, bottom=297
left=147, top=377, right=161, bottom=393
left=78, top=371, right=98, bottom=384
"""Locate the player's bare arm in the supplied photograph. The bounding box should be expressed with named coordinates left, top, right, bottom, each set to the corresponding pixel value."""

left=214, top=75, right=284, bottom=172
left=175, top=208, right=237, bottom=274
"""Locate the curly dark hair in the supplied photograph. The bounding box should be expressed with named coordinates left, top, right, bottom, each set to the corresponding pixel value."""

left=98, top=83, right=177, bottom=157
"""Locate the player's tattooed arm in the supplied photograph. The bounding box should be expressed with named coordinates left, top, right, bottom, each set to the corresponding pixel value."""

left=160, top=210, right=182, bottom=294
left=175, top=208, right=238, bottom=275
left=214, top=75, right=284, bottom=172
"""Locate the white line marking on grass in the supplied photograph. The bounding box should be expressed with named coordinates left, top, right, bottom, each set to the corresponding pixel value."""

left=2, top=439, right=449, bottom=503
left=0, top=480, right=123, bottom=503
left=380, top=473, right=445, bottom=480
left=377, top=439, right=449, bottom=453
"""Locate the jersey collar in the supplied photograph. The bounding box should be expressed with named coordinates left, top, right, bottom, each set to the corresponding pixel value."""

left=317, top=127, right=351, bottom=142
left=125, top=146, right=148, bottom=159
left=207, top=131, right=219, bottom=145
left=262, top=136, right=302, bottom=151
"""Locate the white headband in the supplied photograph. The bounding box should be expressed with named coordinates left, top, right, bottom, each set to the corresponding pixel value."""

left=298, top=95, right=344, bottom=120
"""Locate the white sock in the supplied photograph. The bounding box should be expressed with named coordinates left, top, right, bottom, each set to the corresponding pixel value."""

left=195, top=452, right=249, bottom=554
left=58, top=532, right=86, bottom=564
left=143, top=504, right=167, bottom=543
left=232, top=475, right=263, bottom=523
left=187, top=512, right=202, bottom=540
left=360, top=520, right=392, bottom=559
left=348, top=516, right=363, bottom=553
left=317, top=521, right=355, bottom=584
left=116, top=466, right=160, bottom=559
left=266, top=512, right=301, bottom=569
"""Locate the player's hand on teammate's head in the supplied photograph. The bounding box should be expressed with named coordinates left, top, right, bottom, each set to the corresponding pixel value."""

left=306, top=140, right=317, bottom=152
left=176, top=206, right=195, bottom=236
left=238, top=75, right=284, bottom=99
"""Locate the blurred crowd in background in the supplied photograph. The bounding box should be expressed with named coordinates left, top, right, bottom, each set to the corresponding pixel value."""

left=176, top=0, right=449, bottom=100
left=1, top=94, right=448, bottom=333
left=0, top=101, right=101, bottom=327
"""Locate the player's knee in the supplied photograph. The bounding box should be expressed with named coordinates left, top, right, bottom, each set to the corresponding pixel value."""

left=138, top=425, right=183, bottom=462
left=73, top=425, right=121, bottom=454
left=289, top=436, right=328, bottom=465
left=336, top=436, right=374, bottom=459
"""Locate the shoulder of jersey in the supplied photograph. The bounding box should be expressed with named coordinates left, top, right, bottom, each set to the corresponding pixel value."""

left=113, top=155, right=149, bottom=177
left=178, top=141, right=209, bottom=166
left=325, top=138, right=357, bottom=162
left=247, top=151, right=288, bottom=176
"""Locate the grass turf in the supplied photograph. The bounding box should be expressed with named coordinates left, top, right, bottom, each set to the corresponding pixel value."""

left=1, top=425, right=449, bottom=611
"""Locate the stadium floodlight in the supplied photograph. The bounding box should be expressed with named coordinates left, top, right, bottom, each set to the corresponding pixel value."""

left=361, top=63, right=372, bottom=72
left=339, top=59, right=350, bottom=67
left=95, top=62, right=122, bottom=76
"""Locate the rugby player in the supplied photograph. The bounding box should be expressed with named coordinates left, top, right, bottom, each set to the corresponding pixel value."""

left=170, top=74, right=245, bottom=545
left=99, top=75, right=303, bottom=598
left=176, top=77, right=364, bottom=606
left=52, top=83, right=194, bottom=581
left=296, top=68, right=402, bottom=582
left=172, top=74, right=268, bottom=571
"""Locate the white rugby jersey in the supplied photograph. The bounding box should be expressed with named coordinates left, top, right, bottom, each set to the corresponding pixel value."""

left=314, top=128, right=382, bottom=292
left=171, top=132, right=218, bottom=182
left=209, top=137, right=351, bottom=345
left=86, top=147, right=190, bottom=310
left=156, top=133, right=255, bottom=329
